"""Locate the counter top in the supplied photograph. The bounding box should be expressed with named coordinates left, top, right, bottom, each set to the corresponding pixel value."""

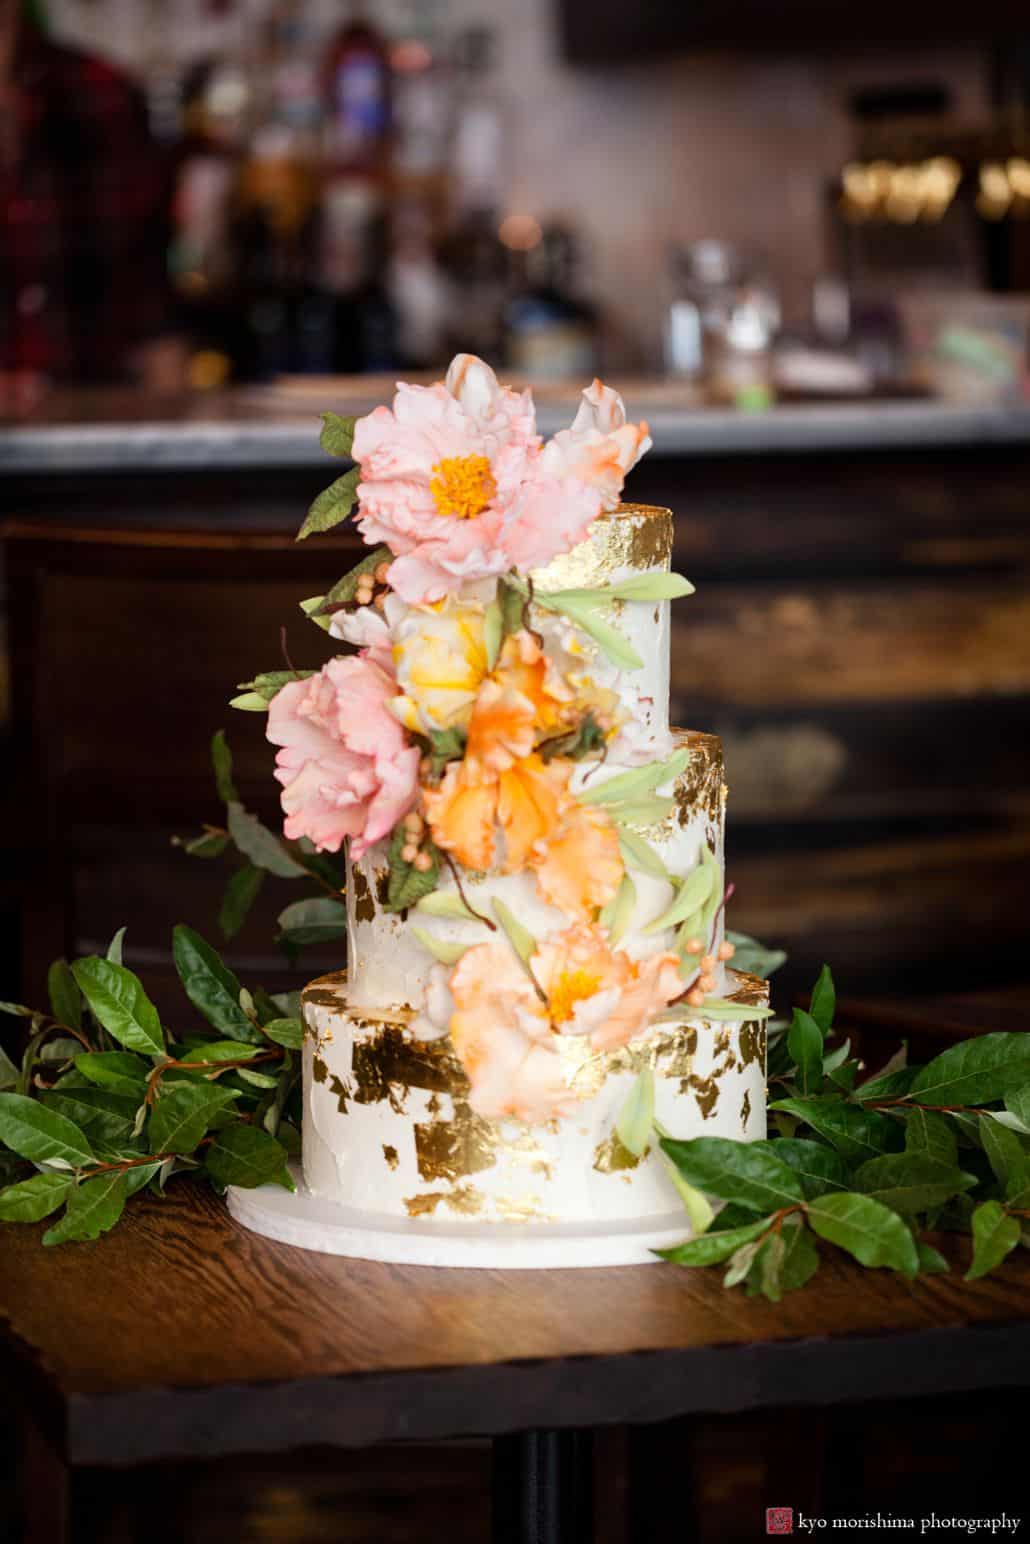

left=2, top=382, right=1030, bottom=474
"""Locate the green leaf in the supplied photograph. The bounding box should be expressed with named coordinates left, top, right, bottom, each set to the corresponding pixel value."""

left=580, top=747, right=691, bottom=807
left=664, top=999, right=772, bottom=1023
left=0, top=1043, right=18, bottom=1090
left=233, top=670, right=315, bottom=707
left=321, top=544, right=393, bottom=608
left=211, top=729, right=238, bottom=804
left=616, top=1067, right=654, bottom=1158
left=607, top=572, right=696, bottom=602
left=178, top=1040, right=263, bottom=1066
left=965, top=1200, right=1021, bottom=1281
left=43, top=1172, right=128, bottom=1245
left=47, top=959, right=82, bottom=1031
left=916, top=1241, right=950, bottom=1273
left=276, top=896, right=347, bottom=948
left=0, top=1172, right=75, bottom=1222
left=0, top=1001, right=34, bottom=1018
left=903, top=1106, right=959, bottom=1166
left=723, top=1238, right=763, bottom=1287
left=770, top=1097, right=901, bottom=1162
left=172, top=925, right=262, bottom=1043
left=262, top=1018, right=304, bottom=1050
left=854, top=1065, right=918, bottom=1103
left=492, top=898, right=537, bottom=966
left=750, top=1229, right=788, bottom=1302
left=237, top=1067, right=280, bottom=1089
left=659, top=1135, right=804, bottom=1212
left=908, top=1033, right=1030, bottom=1108
left=411, top=927, right=469, bottom=966
left=661, top=1157, right=715, bottom=1233
left=70, top=958, right=163, bottom=1056
left=1004, top=1083, right=1030, bottom=1132
left=177, top=829, right=231, bottom=857
left=415, top=891, right=483, bottom=924
left=298, top=594, right=332, bottom=632
left=204, top=1124, right=295, bottom=1191
left=978, top=1115, right=1028, bottom=1191
left=125, top=1161, right=164, bottom=1197
left=319, top=411, right=356, bottom=457
left=219, top=864, right=265, bottom=940
left=769, top=1138, right=851, bottom=1199
left=150, top=1083, right=241, bottom=1155
left=532, top=590, right=644, bottom=670
left=807, top=1192, right=920, bottom=1274
left=227, top=803, right=307, bottom=878
left=821, top=1039, right=852, bottom=1076
left=0, top=1092, right=94, bottom=1166
left=42, top=1088, right=141, bottom=1145
left=656, top=1215, right=770, bottom=1265
left=779, top=1216, right=821, bottom=1292
left=39, top=1038, right=82, bottom=1066
left=642, top=860, right=714, bottom=935
left=599, top=873, right=636, bottom=947
left=386, top=825, right=441, bottom=912
left=298, top=466, right=360, bottom=539
left=787, top=1009, right=824, bottom=1095
left=809, top=964, right=836, bottom=1034
left=106, top=927, right=126, bottom=966
left=724, top=930, right=787, bottom=980
left=853, top=1153, right=976, bottom=1215
left=618, top=829, right=670, bottom=880
left=74, top=1052, right=148, bottom=1098
left=605, top=798, right=680, bottom=828
left=483, top=596, right=503, bottom=670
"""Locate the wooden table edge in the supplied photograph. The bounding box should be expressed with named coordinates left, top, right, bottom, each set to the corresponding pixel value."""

left=2, top=1314, right=1022, bottom=1467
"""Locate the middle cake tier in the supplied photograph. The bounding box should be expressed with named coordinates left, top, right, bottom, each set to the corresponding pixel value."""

left=346, top=727, right=728, bottom=1014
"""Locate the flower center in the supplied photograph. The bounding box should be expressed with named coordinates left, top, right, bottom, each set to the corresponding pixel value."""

left=430, top=454, right=497, bottom=519
left=549, top=968, right=602, bottom=1025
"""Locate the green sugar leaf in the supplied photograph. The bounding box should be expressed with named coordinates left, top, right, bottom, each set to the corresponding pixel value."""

left=770, top=1097, right=902, bottom=1162
left=298, top=594, right=333, bottom=632
left=47, top=959, right=82, bottom=1031
left=532, top=590, right=644, bottom=671
left=809, top=964, right=836, bottom=1034
left=149, top=1083, right=241, bottom=1156
left=219, top=864, right=264, bottom=941
left=807, top=1192, right=920, bottom=1275
left=416, top=891, right=482, bottom=924
left=580, top=747, right=691, bottom=807
left=483, top=596, right=503, bottom=670
left=607, top=572, right=695, bottom=602
left=0, top=1092, right=95, bottom=1167
left=297, top=465, right=360, bottom=540
left=909, top=1033, right=1030, bottom=1108
left=321, top=544, right=392, bottom=609
left=676, top=999, right=773, bottom=1023
left=965, top=1199, right=1021, bottom=1281
left=386, top=825, right=441, bottom=913
left=599, top=873, right=637, bottom=947
left=661, top=1157, right=715, bottom=1233
left=319, top=411, right=356, bottom=458
left=211, top=728, right=238, bottom=805
left=172, top=925, right=262, bottom=1044
left=411, top=927, right=469, bottom=966
left=643, top=860, right=714, bottom=935
left=227, top=803, right=307, bottom=878
left=233, top=670, right=315, bottom=709
left=852, top=1153, right=976, bottom=1215
left=0, top=1172, right=75, bottom=1223
left=71, top=958, right=164, bottom=1056
left=492, top=898, right=537, bottom=967
left=724, top=930, right=787, bottom=980
left=660, top=1134, right=804, bottom=1212
left=787, top=1008, right=824, bottom=1095
left=656, top=1215, right=770, bottom=1266
left=43, top=1172, right=129, bottom=1246
left=616, top=1067, right=655, bottom=1159
left=74, top=1052, right=148, bottom=1098
left=617, top=829, right=670, bottom=880
left=205, top=1125, right=295, bottom=1192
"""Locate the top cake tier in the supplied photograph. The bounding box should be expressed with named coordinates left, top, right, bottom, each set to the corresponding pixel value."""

left=530, top=502, right=673, bottom=746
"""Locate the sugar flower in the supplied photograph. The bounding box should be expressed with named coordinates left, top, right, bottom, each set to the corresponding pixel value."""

left=267, top=656, right=419, bottom=858
left=350, top=356, right=648, bottom=603
left=446, top=923, right=682, bottom=1118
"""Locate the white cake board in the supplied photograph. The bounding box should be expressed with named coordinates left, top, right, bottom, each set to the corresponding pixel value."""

left=227, top=1169, right=690, bottom=1269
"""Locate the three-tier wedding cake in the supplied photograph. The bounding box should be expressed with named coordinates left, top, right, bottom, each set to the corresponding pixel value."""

left=232, top=356, right=769, bottom=1266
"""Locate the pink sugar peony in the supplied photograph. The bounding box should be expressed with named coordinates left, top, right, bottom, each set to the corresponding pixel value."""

left=540, top=378, right=652, bottom=511
left=267, top=656, right=419, bottom=858
left=349, top=356, right=625, bottom=604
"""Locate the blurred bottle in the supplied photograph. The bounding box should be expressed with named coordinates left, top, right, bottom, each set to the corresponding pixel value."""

left=450, top=27, right=506, bottom=218
left=665, top=241, right=778, bottom=407
left=322, top=4, right=392, bottom=172
left=504, top=223, right=600, bottom=380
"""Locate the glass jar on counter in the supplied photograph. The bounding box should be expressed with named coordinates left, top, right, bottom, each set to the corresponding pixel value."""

left=664, top=240, right=780, bottom=408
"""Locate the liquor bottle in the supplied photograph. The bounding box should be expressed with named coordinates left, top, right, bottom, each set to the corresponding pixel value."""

left=322, top=4, right=392, bottom=172
left=504, top=224, right=600, bottom=380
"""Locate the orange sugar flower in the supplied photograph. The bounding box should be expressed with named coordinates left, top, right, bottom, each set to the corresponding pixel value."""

left=424, top=751, right=568, bottom=873
left=534, top=798, right=623, bottom=920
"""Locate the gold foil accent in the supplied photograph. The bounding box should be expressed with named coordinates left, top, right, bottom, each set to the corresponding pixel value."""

left=404, top=1184, right=484, bottom=1218
left=427, top=1093, right=441, bottom=1116
left=304, top=990, right=344, bottom=1009
left=312, top=1056, right=329, bottom=1085
left=531, top=504, right=673, bottom=591
left=738, top=1022, right=765, bottom=1070
left=351, top=865, right=376, bottom=924
left=593, top=1132, right=647, bottom=1173
left=494, top=1195, right=546, bottom=1222
left=689, top=1075, right=720, bottom=1118
left=556, top=1022, right=698, bottom=1099
left=415, top=1099, right=497, bottom=1182
left=383, top=1144, right=399, bottom=1170
left=740, top=1090, right=752, bottom=1128
left=351, top=1023, right=464, bottom=1112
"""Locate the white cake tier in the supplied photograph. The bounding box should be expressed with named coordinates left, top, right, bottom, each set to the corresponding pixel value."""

left=529, top=501, right=674, bottom=747
left=346, top=728, right=728, bottom=1013
left=302, top=969, right=768, bottom=1225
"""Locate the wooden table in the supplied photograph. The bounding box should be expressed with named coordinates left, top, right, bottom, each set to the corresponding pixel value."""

left=2, top=1181, right=1029, bottom=1544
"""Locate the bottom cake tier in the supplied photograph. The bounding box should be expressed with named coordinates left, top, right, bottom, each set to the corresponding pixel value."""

left=302, top=970, right=768, bottom=1226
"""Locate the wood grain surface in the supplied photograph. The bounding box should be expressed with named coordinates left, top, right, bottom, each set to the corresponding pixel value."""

left=2, top=1182, right=1028, bottom=1466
